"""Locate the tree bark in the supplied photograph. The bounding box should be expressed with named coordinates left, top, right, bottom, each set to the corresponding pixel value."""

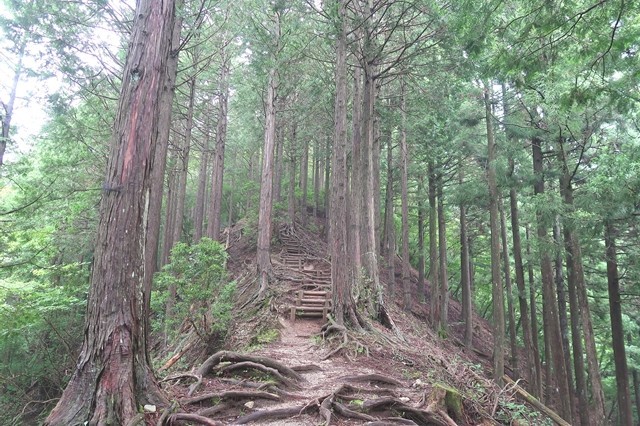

left=350, top=66, right=363, bottom=284
left=273, top=113, right=285, bottom=204
left=558, top=140, right=606, bottom=424
left=330, top=0, right=358, bottom=326
left=161, top=153, right=178, bottom=266
left=499, top=200, right=518, bottom=376
left=142, top=1, right=182, bottom=368
left=502, top=84, right=535, bottom=392
left=459, top=166, right=472, bottom=348
left=171, top=77, right=195, bottom=248
left=206, top=53, right=230, bottom=240
left=257, top=68, right=278, bottom=296
left=417, top=176, right=426, bottom=303
left=553, top=215, right=576, bottom=420
left=165, top=76, right=196, bottom=331
left=400, top=80, right=411, bottom=311
left=193, top=103, right=211, bottom=243
left=604, top=222, right=633, bottom=426
left=287, top=127, right=297, bottom=224
left=300, top=133, right=309, bottom=226
left=531, top=135, right=571, bottom=421
left=436, top=174, right=449, bottom=332
left=428, top=161, right=440, bottom=327
left=485, top=85, right=505, bottom=386
left=508, top=177, right=537, bottom=396
left=383, top=135, right=395, bottom=296
left=525, top=225, right=543, bottom=399
left=45, top=2, right=176, bottom=423
left=313, top=138, right=320, bottom=218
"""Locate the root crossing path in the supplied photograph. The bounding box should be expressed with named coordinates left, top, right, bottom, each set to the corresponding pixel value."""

left=175, top=316, right=463, bottom=426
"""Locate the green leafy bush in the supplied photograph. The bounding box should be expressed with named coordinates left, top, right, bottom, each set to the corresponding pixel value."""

left=152, top=238, right=235, bottom=341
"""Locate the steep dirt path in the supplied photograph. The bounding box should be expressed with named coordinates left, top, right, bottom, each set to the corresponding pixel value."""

left=250, top=318, right=374, bottom=425
left=231, top=316, right=436, bottom=426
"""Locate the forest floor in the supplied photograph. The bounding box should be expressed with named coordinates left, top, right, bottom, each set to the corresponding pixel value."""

left=154, top=218, right=552, bottom=425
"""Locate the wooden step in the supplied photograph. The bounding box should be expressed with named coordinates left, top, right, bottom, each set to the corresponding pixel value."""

left=290, top=305, right=332, bottom=321
left=299, top=298, right=330, bottom=305
left=300, top=290, right=330, bottom=296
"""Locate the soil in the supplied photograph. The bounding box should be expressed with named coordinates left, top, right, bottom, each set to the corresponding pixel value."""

left=154, top=218, right=553, bottom=425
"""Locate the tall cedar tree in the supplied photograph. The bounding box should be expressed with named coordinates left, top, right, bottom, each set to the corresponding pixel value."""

left=45, top=1, right=176, bottom=423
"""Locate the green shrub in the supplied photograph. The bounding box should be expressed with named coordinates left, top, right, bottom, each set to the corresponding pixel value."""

left=152, top=238, right=235, bottom=341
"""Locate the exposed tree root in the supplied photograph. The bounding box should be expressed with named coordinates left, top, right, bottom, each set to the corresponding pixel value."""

left=188, top=351, right=303, bottom=396
left=183, top=390, right=280, bottom=405
left=291, top=363, right=323, bottom=372
left=166, top=413, right=223, bottom=425
left=364, top=418, right=418, bottom=425
left=220, top=361, right=299, bottom=389
left=333, top=401, right=377, bottom=421
left=196, top=403, right=232, bottom=418
left=160, top=372, right=201, bottom=384
left=320, top=318, right=371, bottom=360
left=217, top=378, right=304, bottom=399
left=341, top=373, right=403, bottom=387
left=232, top=404, right=313, bottom=424
left=362, top=396, right=456, bottom=426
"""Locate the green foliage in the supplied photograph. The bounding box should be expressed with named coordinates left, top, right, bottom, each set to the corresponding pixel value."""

left=152, top=238, right=235, bottom=341
left=0, top=276, right=86, bottom=423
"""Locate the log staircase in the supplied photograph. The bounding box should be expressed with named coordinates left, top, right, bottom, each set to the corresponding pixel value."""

left=278, top=224, right=332, bottom=321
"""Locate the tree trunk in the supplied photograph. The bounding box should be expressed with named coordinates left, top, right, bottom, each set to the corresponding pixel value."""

left=417, top=176, right=426, bottom=303
left=485, top=85, right=505, bottom=386
left=553, top=215, right=576, bottom=420
left=531, top=135, right=571, bottom=421
left=330, top=0, right=358, bottom=326
left=161, top=154, right=178, bottom=266
left=192, top=103, right=212, bottom=243
left=45, top=2, right=176, bottom=423
left=633, top=357, right=640, bottom=424
left=502, top=84, right=535, bottom=391
left=359, top=54, right=384, bottom=319
left=563, top=217, right=589, bottom=426
left=526, top=225, right=543, bottom=399
left=313, top=138, right=320, bottom=218
left=287, top=130, right=296, bottom=224
left=300, top=134, right=309, bottom=226
left=436, top=174, right=449, bottom=332
left=604, top=222, right=633, bottom=426
left=0, top=39, right=25, bottom=167
left=273, top=115, right=285, bottom=204
left=508, top=177, right=537, bottom=396
left=400, top=80, right=411, bottom=311
left=558, top=140, right=606, bottom=424
left=165, top=77, right=196, bottom=332
left=350, top=66, right=363, bottom=283
left=142, top=2, right=182, bottom=368
left=383, top=135, right=395, bottom=296
left=459, top=166, right=472, bottom=348
left=171, top=77, right=195, bottom=248
left=499, top=200, right=518, bottom=376
left=257, top=68, right=278, bottom=296
left=428, top=161, right=440, bottom=326
left=206, top=53, right=229, bottom=240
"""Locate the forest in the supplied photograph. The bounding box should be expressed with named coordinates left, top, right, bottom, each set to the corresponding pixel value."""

left=0, top=0, right=639, bottom=425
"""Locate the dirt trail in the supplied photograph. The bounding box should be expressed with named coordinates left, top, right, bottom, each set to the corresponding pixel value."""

left=235, top=316, right=430, bottom=426
left=251, top=318, right=373, bottom=425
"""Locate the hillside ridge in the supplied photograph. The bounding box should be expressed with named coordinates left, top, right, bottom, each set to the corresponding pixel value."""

left=156, top=217, right=558, bottom=425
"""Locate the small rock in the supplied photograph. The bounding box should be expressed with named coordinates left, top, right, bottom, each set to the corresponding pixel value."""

left=143, top=404, right=156, bottom=413
left=244, top=401, right=255, bottom=409
left=413, top=379, right=424, bottom=388
left=399, top=396, right=410, bottom=403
